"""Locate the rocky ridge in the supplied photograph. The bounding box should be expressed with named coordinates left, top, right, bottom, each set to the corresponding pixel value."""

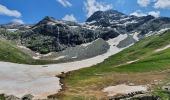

left=1, top=10, right=170, bottom=54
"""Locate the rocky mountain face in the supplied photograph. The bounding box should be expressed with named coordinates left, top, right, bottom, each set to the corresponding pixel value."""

left=20, top=16, right=119, bottom=53
left=1, top=10, right=170, bottom=54
left=0, top=22, right=31, bottom=31
left=86, top=10, right=170, bottom=35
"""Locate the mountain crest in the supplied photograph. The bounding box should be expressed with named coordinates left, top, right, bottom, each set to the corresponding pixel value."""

left=36, top=16, right=56, bottom=25
left=86, top=9, right=126, bottom=22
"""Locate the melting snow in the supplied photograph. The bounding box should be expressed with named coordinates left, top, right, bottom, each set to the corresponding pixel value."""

left=72, top=56, right=77, bottom=59
left=103, top=84, right=147, bottom=97
left=157, top=28, right=170, bottom=35
left=0, top=34, right=132, bottom=99
left=53, top=56, right=65, bottom=60
left=43, top=53, right=52, bottom=57
left=133, top=32, right=139, bottom=41
left=7, top=29, right=18, bottom=32
left=32, top=56, right=41, bottom=60
left=155, top=44, right=170, bottom=52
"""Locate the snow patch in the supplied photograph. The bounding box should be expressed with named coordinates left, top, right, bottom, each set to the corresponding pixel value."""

left=103, top=84, right=147, bottom=97
left=107, top=34, right=128, bottom=46
left=47, top=22, right=56, bottom=26
left=0, top=34, right=132, bottom=99
left=155, top=44, right=170, bottom=52
left=69, top=26, right=78, bottom=28
left=7, top=29, right=18, bottom=32
left=17, top=45, right=31, bottom=50
left=43, top=53, right=52, bottom=57
left=32, top=56, right=41, bottom=60
left=72, top=56, right=77, bottom=59
left=133, top=32, right=139, bottom=41
left=126, top=59, right=139, bottom=64
left=53, top=56, right=65, bottom=60
left=157, top=28, right=170, bottom=35
left=145, top=31, right=154, bottom=37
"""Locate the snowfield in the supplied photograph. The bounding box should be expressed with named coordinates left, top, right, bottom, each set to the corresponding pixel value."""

left=0, top=34, right=132, bottom=99
left=103, top=84, right=147, bottom=96
left=155, top=44, right=170, bottom=52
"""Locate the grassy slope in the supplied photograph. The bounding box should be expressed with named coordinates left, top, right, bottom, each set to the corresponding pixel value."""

left=59, top=31, right=170, bottom=99
left=1, top=30, right=170, bottom=99
left=0, top=29, right=63, bottom=64
left=0, top=39, right=62, bottom=64
left=0, top=39, right=34, bottom=64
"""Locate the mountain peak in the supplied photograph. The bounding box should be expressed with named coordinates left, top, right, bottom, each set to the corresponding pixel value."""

left=86, top=9, right=126, bottom=22
left=104, top=9, right=125, bottom=15
left=36, top=16, right=56, bottom=25
left=43, top=16, right=56, bottom=21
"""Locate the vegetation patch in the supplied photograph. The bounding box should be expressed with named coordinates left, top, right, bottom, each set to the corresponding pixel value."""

left=59, top=31, right=170, bottom=99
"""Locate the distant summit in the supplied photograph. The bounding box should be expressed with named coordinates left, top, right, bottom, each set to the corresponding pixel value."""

left=86, top=9, right=126, bottom=22
left=36, top=16, right=56, bottom=26
left=1, top=9, right=170, bottom=54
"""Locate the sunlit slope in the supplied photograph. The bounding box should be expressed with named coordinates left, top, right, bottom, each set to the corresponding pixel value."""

left=0, top=39, right=33, bottom=64
left=59, top=30, right=170, bottom=99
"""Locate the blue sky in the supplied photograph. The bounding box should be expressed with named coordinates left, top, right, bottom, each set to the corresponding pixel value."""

left=0, top=0, right=170, bottom=24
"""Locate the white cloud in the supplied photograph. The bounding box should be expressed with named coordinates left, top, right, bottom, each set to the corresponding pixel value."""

left=130, top=10, right=147, bottom=17
left=62, top=14, right=77, bottom=22
left=56, top=0, right=72, bottom=7
left=0, top=4, right=21, bottom=18
left=148, top=11, right=160, bottom=17
left=84, top=0, right=113, bottom=17
left=12, top=19, right=24, bottom=24
left=137, top=0, right=150, bottom=7
left=130, top=10, right=160, bottom=17
left=154, top=0, right=170, bottom=9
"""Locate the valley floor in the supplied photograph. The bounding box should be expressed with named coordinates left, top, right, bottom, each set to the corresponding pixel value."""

left=0, top=34, right=129, bottom=99
left=1, top=31, right=170, bottom=99
left=54, top=31, right=170, bottom=100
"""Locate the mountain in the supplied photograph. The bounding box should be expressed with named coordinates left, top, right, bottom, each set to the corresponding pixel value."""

left=1, top=10, right=170, bottom=100
left=86, top=10, right=127, bottom=27
left=20, top=16, right=119, bottom=54
left=1, top=9, right=170, bottom=57
left=0, top=39, right=33, bottom=64
left=58, top=30, right=170, bottom=100
left=0, top=22, right=31, bottom=31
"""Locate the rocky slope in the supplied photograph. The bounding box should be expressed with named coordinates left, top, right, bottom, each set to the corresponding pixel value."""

left=20, top=16, right=119, bottom=54
left=1, top=10, right=170, bottom=55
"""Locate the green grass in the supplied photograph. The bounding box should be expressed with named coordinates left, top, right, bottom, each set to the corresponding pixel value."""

left=64, top=31, right=170, bottom=85
left=2, top=30, right=170, bottom=99
left=0, top=39, right=64, bottom=65
left=152, top=79, right=170, bottom=100
left=59, top=31, right=170, bottom=99
left=0, top=29, right=21, bottom=40
left=0, top=94, right=5, bottom=100
left=114, top=48, right=170, bottom=72
left=0, top=39, right=34, bottom=64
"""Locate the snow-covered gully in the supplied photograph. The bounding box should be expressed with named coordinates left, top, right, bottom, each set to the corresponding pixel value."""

left=155, top=44, right=170, bottom=52
left=103, top=84, right=148, bottom=97
left=0, top=34, right=131, bottom=99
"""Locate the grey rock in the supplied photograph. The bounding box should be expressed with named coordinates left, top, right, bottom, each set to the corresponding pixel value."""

left=21, top=94, right=34, bottom=100
left=1, top=10, right=170, bottom=54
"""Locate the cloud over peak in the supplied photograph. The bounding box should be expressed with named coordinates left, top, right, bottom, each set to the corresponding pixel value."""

left=130, top=10, right=147, bottom=17
left=84, top=0, right=113, bottom=17
left=148, top=11, right=160, bottom=17
left=62, top=14, right=77, bottom=22
left=130, top=10, right=160, bottom=17
left=12, top=19, right=24, bottom=24
left=0, top=4, right=21, bottom=18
